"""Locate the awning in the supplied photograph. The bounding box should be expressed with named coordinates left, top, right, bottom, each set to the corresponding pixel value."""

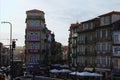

left=84, top=67, right=94, bottom=72
left=95, top=68, right=111, bottom=72
left=112, top=71, right=120, bottom=75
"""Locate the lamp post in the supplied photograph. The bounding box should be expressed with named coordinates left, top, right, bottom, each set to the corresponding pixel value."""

left=1, top=21, right=13, bottom=80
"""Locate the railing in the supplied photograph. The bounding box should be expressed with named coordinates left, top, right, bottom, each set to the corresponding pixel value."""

left=26, top=27, right=41, bottom=30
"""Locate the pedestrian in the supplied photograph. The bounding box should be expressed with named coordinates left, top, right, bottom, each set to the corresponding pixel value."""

left=5, top=70, right=9, bottom=77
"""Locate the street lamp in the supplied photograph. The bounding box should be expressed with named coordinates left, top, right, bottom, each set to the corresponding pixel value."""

left=1, top=21, right=13, bottom=80
left=1, top=21, right=12, bottom=45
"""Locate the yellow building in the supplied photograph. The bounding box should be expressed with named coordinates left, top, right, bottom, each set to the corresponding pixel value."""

left=25, top=9, right=47, bottom=67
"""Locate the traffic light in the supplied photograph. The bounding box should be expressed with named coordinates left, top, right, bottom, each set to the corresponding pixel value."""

left=12, top=41, right=16, bottom=49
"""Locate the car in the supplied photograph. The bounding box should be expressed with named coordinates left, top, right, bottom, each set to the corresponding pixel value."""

left=0, top=70, right=5, bottom=80
left=15, top=75, right=33, bottom=80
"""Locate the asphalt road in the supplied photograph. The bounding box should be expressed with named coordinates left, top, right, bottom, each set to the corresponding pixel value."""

left=36, top=76, right=63, bottom=80
left=14, top=75, right=63, bottom=80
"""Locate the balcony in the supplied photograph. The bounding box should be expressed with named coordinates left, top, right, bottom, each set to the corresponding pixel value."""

left=113, top=52, right=120, bottom=56
left=113, top=41, right=120, bottom=44
left=26, top=38, right=40, bottom=42
left=28, top=49, right=40, bottom=53
left=112, top=24, right=120, bottom=30
left=26, top=16, right=45, bottom=22
left=78, top=41, right=85, bottom=45
left=26, top=26, right=41, bottom=31
left=72, top=44, right=77, bottom=48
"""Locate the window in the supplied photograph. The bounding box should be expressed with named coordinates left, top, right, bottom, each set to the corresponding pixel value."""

left=114, top=35, right=119, bottom=41
left=30, top=32, right=38, bottom=40
left=102, top=57, right=106, bottom=65
left=114, top=46, right=120, bottom=55
left=102, top=43, right=106, bottom=51
left=96, top=30, right=100, bottom=39
left=90, top=22, right=93, bottom=29
left=30, top=43, right=38, bottom=49
left=30, top=32, right=33, bottom=39
left=28, top=20, right=40, bottom=27
left=100, top=16, right=110, bottom=26
left=100, top=17, right=104, bottom=26
left=105, top=16, right=110, bottom=25
left=102, top=29, right=106, bottom=39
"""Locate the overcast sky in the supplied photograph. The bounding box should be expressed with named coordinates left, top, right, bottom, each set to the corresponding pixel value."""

left=0, top=0, right=120, bottom=46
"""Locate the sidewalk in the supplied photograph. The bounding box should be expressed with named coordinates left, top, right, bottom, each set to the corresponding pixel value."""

left=5, top=75, right=10, bottom=80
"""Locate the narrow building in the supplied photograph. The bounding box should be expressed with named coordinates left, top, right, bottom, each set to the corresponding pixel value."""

left=25, top=9, right=49, bottom=69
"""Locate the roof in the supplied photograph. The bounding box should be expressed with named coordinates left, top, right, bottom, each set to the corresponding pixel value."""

left=26, top=9, right=44, bottom=14
left=63, top=46, right=68, bottom=51
left=99, top=11, right=120, bottom=17
left=70, top=22, right=80, bottom=29
left=81, top=17, right=99, bottom=23
left=46, top=30, right=51, bottom=34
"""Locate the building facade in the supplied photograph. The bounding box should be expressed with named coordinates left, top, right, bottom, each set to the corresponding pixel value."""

left=62, top=46, right=68, bottom=63
left=25, top=9, right=51, bottom=68
left=0, top=42, right=10, bottom=67
left=68, top=11, right=120, bottom=80
left=51, top=41, right=62, bottom=64
left=112, top=20, right=120, bottom=80
left=68, top=22, right=80, bottom=70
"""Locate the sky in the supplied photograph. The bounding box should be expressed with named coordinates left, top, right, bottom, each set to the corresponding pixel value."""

left=0, top=0, right=120, bottom=46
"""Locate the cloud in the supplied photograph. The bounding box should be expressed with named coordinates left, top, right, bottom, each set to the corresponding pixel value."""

left=1, top=0, right=120, bottom=46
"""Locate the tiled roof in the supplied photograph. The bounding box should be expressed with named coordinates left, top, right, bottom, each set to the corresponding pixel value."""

left=63, top=46, right=68, bottom=51
left=70, top=22, right=80, bottom=29
left=26, top=9, right=44, bottom=14
left=99, top=11, right=120, bottom=17
left=81, top=18, right=99, bottom=23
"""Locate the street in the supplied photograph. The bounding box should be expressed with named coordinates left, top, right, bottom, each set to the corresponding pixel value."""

left=5, top=75, right=63, bottom=80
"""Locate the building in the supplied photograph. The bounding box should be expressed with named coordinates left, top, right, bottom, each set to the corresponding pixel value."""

left=78, top=18, right=99, bottom=72
left=25, top=9, right=51, bottom=69
left=51, top=41, right=62, bottom=64
left=62, top=46, right=68, bottom=63
left=0, top=42, right=2, bottom=67
left=68, top=22, right=80, bottom=70
left=111, top=20, right=120, bottom=80
left=14, top=46, right=25, bottom=62
left=68, top=11, right=120, bottom=80
left=0, top=42, right=10, bottom=67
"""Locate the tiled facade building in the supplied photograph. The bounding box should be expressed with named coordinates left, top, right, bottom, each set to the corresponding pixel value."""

left=25, top=9, right=63, bottom=72
left=68, top=11, right=120, bottom=80
left=25, top=9, right=52, bottom=68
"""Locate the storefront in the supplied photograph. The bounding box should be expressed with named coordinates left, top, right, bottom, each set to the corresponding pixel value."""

left=95, top=68, right=111, bottom=80
left=112, top=70, right=120, bottom=80
left=84, top=67, right=94, bottom=72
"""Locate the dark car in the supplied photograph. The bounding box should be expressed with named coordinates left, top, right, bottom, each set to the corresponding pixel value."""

left=15, top=75, right=33, bottom=80
left=0, top=70, right=5, bottom=80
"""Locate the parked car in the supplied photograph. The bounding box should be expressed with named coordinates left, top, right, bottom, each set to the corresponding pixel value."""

left=1, top=66, right=6, bottom=71
left=15, top=75, right=32, bottom=80
left=0, top=70, right=5, bottom=80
